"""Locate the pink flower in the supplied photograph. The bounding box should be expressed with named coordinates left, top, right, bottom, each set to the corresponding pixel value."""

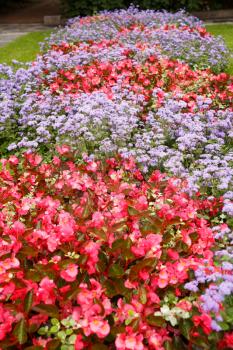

left=56, top=145, right=71, bottom=155
left=53, top=156, right=61, bottom=166
left=91, top=211, right=105, bottom=228
left=115, top=331, right=144, bottom=350
left=25, top=153, right=42, bottom=167
left=89, top=318, right=110, bottom=338
left=11, top=221, right=25, bottom=237
left=177, top=300, right=192, bottom=312
left=158, top=269, right=168, bottom=289
left=8, top=155, right=19, bottom=165
left=75, top=334, right=85, bottom=349
left=86, top=161, right=98, bottom=172
left=131, top=234, right=161, bottom=258
left=148, top=331, right=167, bottom=350
left=134, top=195, right=148, bottom=211
left=36, top=277, right=56, bottom=304
left=60, top=264, right=78, bottom=282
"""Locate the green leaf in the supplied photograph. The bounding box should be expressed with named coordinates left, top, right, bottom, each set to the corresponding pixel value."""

left=92, top=344, right=109, bottom=350
left=51, top=318, right=60, bottom=326
left=176, top=240, right=189, bottom=253
left=38, top=326, right=47, bottom=335
left=47, top=339, right=61, bottom=350
left=164, top=340, right=173, bottom=350
left=82, top=196, right=93, bottom=219
left=109, top=263, right=124, bottom=278
left=146, top=315, right=165, bottom=327
left=61, top=345, right=74, bottom=350
left=50, top=324, right=60, bottom=333
left=25, top=269, right=42, bottom=282
left=18, top=244, right=38, bottom=257
left=173, top=336, right=187, bottom=349
left=58, top=258, right=76, bottom=269
left=33, top=304, right=59, bottom=318
left=138, top=286, right=147, bottom=304
left=66, top=284, right=81, bottom=300
left=57, top=330, right=67, bottom=341
left=0, top=338, right=19, bottom=348
left=28, top=322, right=41, bottom=334
left=111, top=220, right=127, bottom=232
left=129, top=258, right=156, bottom=281
left=128, top=206, right=140, bottom=216
left=140, top=220, right=161, bottom=234
left=90, top=228, right=107, bottom=240
left=218, top=321, right=229, bottom=331
left=129, top=318, right=140, bottom=332
left=225, top=307, right=233, bottom=322
left=103, top=280, right=117, bottom=298
left=191, top=336, right=210, bottom=349
left=24, top=347, right=43, bottom=350
left=24, top=290, right=34, bottom=313
left=112, top=238, right=132, bottom=251
left=13, top=318, right=27, bottom=345
left=68, top=334, right=77, bottom=344
left=179, top=319, right=193, bottom=340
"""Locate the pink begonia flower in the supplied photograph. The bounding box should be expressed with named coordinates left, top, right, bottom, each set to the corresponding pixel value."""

left=75, top=334, right=85, bottom=349
left=25, top=153, right=42, bottom=167
left=86, top=161, right=98, bottom=172
left=82, top=241, right=100, bottom=274
left=11, top=221, right=25, bottom=237
left=36, top=277, right=56, bottom=304
left=131, top=234, right=162, bottom=258
left=56, top=144, right=71, bottom=155
left=124, top=279, right=138, bottom=289
left=167, top=248, right=179, bottom=260
left=139, top=268, right=149, bottom=281
left=134, top=195, right=148, bottom=211
left=176, top=300, right=192, bottom=312
left=91, top=211, right=105, bottom=228
left=115, top=332, right=144, bottom=350
left=158, top=269, right=168, bottom=288
left=60, top=264, right=78, bottom=282
left=8, top=155, right=19, bottom=165
left=148, top=331, right=167, bottom=350
left=52, top=156, right=61, bottom=166
left=89, top=318, right=110, bottom=338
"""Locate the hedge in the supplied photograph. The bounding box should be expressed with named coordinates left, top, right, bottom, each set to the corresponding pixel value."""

left=60, top=0, right=227, bottom=17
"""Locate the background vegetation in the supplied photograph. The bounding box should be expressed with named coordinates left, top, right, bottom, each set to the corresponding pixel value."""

left=60, top=0, right=232, bottom=17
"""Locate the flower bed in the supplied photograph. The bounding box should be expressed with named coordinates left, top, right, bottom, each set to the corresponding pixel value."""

left=0, top=6, right=233, bottom=349
left=0, top=149, right=230, bottom=349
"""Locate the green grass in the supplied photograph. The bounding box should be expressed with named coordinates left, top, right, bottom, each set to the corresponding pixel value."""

left=206, top=23, right=233, bottom=75
left=0, top=30, right=52, bottom=65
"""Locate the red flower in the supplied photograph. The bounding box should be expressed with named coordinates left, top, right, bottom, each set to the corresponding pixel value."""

left=193, top=314, right=212, bottom=335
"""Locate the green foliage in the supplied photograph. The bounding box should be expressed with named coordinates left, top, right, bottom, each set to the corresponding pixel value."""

left=61, top=0, right=124, bottom=17
left=13, top=319, right=28, bottom=345
left=61, top=0, right=209, bottom=17
left=0, top=0, right=24, bottom=8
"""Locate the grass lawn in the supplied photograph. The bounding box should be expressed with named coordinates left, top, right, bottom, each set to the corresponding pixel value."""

left=0, top=30, right=52, bottom=65
left=206, top=23, right=233, bottom=75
